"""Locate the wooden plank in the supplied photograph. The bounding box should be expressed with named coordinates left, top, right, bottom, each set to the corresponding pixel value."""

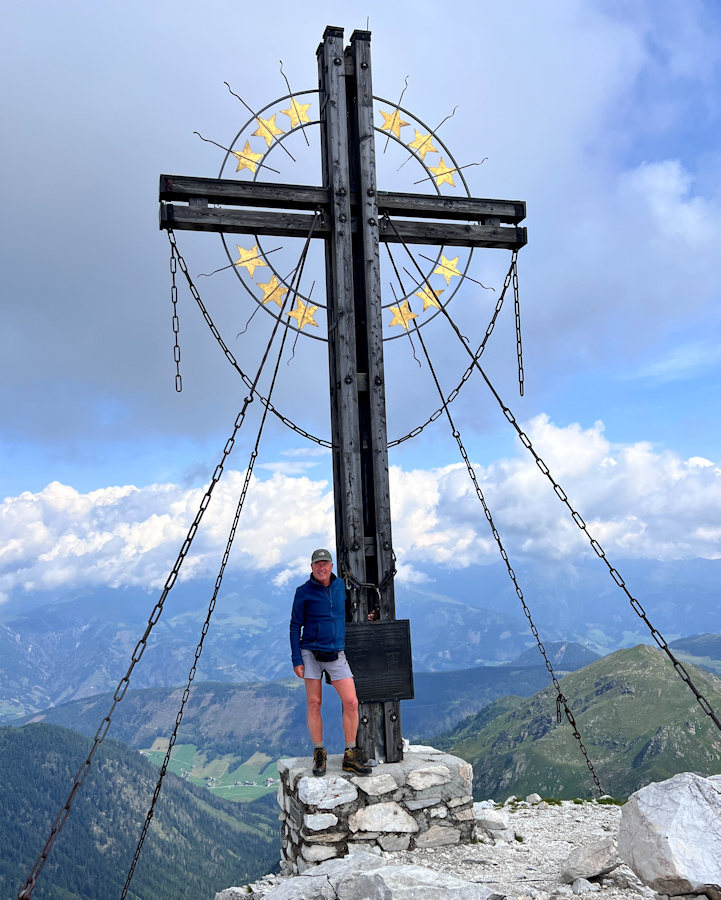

left=318, top=26, right=368, bottom=596
left=160, top=175, right=329, bottom=210
left=381, top=218, right=528, bottom=249
left=378, top=191, right=525, bottom=224
left=160, top=173, right=525, bottom=223
left=160, top=202, right=526, bottom=249
left=159, top=203, right=329, bottom=237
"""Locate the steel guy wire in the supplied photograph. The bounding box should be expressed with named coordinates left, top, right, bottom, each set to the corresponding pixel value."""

left=382, top=211, right=721, bottom=736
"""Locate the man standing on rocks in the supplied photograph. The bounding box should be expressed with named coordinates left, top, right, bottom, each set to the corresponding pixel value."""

left=290, top=549, right=372, bottom=778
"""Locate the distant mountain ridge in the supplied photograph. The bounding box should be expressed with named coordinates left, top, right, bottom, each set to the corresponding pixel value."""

left=2, top=557, right=719, bottom=718
left=441, top=645, right=721, bottom=800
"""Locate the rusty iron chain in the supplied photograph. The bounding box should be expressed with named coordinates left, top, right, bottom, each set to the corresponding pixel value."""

left=19, top=218, right=322, bottom=900
left=167, top=230, right=333, bottom=449
left=477, top=374, right=721, bottom=734
left=513, top=254, right=524, bottom=397
left=342, top=549, right=398, bottom=619
left=383, top=210, right=721, bottom=737
left=18, top=402, right=251, bottom=900
left=388, top=251, right=518, bottom=448
left=411, top=319, right=604, bottom=796
left=120, top=217, right=318, bottom=899
left=169, top=244, right=183, bottom=392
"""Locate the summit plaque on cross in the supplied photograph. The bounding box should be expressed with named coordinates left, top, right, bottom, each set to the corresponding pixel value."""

left=159, top=25, right=526, bottom=763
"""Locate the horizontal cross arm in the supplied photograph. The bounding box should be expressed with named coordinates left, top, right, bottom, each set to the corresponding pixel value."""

left=159, top=175, right=525, bottom=224
left=159, top=202, right=527, bottom=249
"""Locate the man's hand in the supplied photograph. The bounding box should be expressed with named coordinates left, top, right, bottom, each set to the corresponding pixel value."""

left=294, top=665, right=305, bottom=679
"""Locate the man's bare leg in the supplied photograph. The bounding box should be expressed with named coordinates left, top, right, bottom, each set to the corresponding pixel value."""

left=304, top=677, right=323, bottom=743
left=332, top=677, right=359, bottom=744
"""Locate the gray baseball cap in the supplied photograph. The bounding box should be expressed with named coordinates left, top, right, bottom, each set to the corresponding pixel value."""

left=311, top=548, right=333, bottom=563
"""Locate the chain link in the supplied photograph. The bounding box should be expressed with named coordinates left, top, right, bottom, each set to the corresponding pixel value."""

left=342, top=549, right=398, bottom=619
left=380, top=212, right=721, bottom=739
left=411, top=319, right=604, bottom=796
left=169, top=244, right=183, bottom=392
left=17, top=399, right=253, bottom=900
left=513, top=254, right=524, bottom=397
left=167, top=231, right=332, bottom=448
left=120, top=212, right=320, bottom=899
left=388, top=251, right=518, bottom=448
left=477, top=376, right=721, bottom=734
left=19, top=219, right=323, bottom=900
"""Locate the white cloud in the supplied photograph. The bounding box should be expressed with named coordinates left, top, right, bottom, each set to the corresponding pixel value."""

left=2, top=416, right=720, bottom=600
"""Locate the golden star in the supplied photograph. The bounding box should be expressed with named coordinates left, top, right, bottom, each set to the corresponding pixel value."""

left=380, top=108, right=410, bottom=140
left=234, top=244, right=268, bottom=278
left=232, top=140, right=264, bottom=174
left=434, top=254, right=461, bottom=285
left=428, top=156, right=456, bottom=187
left=408, top=129, right=438, bottom=161
left=257, top=274, right=289, bottom=308
left=253, top=114, right=285, bottom=148
left=415, top=284, right=444, bottom=311
left=388, top=300, right=418, bottom=331
left=280, top=98, right=312, bottom=129
left=286, top=299, right=319, bottom=330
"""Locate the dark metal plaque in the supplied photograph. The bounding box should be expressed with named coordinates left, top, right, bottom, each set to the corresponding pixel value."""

left=344, top=620, right=414, bottom=703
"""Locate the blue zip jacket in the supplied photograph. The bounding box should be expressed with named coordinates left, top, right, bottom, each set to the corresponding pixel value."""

left=289, top=573, right=347, bottom=667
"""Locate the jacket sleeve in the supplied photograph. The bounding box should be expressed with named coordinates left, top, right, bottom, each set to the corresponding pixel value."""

left=289, top=586, right=305, bottom=668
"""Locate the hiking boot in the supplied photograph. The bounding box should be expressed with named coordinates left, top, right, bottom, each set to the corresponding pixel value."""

left=312, top=746, right=327, bottom=777
left=342, top=746, right=372, bottom=776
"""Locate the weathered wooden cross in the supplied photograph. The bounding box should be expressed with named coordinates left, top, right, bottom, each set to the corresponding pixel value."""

left=158, top=25, right=526, bottom=763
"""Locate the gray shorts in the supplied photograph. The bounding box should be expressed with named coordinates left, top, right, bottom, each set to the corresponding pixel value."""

left=301, top=648, right=354, bottom=682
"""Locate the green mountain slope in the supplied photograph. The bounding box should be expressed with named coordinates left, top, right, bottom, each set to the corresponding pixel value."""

left=0, top=723, right=278, bottom=900
left=20, top=665, right=556, bottom=764
left=444, top=645, right=721, bottom=801
left=669, top=633, right=721, bottom=674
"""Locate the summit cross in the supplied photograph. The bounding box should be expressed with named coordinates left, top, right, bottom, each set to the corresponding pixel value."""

left=158, top=25, right=527, bottom=763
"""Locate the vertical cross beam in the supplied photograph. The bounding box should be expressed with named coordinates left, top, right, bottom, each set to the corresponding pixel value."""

left=318, top=26, right=402, bottom=763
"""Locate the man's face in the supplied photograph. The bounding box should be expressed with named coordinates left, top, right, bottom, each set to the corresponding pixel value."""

left=311, top=559, right=333, bottom=586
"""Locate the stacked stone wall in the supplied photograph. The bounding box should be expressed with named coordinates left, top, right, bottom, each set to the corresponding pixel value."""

left=277, top=745, right=476, bottom=873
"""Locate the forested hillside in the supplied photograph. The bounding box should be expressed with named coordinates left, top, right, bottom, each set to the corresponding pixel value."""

left=0, top=724, right=278, bottom=900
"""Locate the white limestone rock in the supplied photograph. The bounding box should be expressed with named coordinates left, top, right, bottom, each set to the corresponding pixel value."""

left=452, top=807, right=476, bottom=822
left=618, top=773, right=721, bottom=900
left=352, top=772, right=398, bottom=795
left=561, top=836, right=621, bottom=882
left=474, top=808, right=509, bottom=831
left=406, top=764, right=453, bottom=790
left=449, top=794, right=473, bottom=808
left=304, top=812, right=338, bottom=831
left=405, top=795, right=442, bottom=810
left=300, top=843, right=339, bottom=862
left=297, top=775, right=358, bottom=810
left=414, top=824, right=461, bottom=848
left=378, top=833, right=411, bottom=852
left=526, top=793, right=543, bottom=805
left=348, top=801, right=419, bottom=833
left=377, top=864, right=503, bottom=899
left=303, top=831, right=347, bottom=843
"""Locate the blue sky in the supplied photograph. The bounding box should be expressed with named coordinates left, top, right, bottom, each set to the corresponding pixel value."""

left=1, top=0, right=720, bottom=599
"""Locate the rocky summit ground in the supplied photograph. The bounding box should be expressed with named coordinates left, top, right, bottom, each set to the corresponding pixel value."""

left=225, top=798, right=659, bottom=900
left=392, top=800, right=647, bottom=900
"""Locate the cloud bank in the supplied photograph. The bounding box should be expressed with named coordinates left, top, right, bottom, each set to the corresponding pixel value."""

left=2, top=416, right=719, bottom=602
